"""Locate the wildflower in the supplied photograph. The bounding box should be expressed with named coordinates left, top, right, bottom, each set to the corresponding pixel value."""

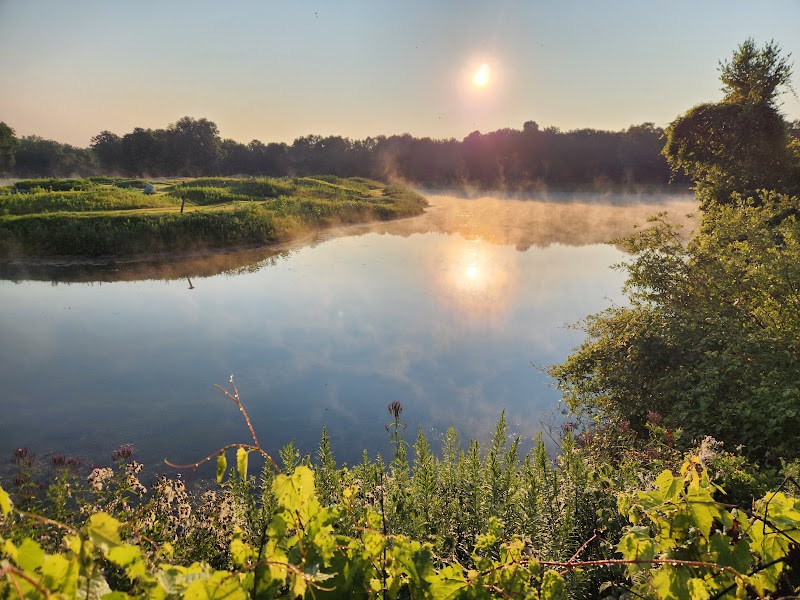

left=66, top=457, right=81, bottom=467
left=646, top=410, right=663, bottom=424
left=87, top=467, right=114, bottom=492
left=112, top=445, right=134, bottom=461
left=387, top=401, right=404, bottom=420
left=12, top=448, right=33, bottom=465
left=52, top=454, right=66, bottom=467
left=178, top=503, right=191, bottom=519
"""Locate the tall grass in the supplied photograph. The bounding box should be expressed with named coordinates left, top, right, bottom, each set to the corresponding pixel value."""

left=0, top=189, right=179, bottom=215
left=0, top=207, right=277, bottom=256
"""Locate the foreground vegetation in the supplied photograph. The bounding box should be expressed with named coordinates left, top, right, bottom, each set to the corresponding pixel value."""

left=2, top=39, right=800, bottom=598
left=3, top=382, right=800, bottom=599
left=0, top=176, right=427, bottom=257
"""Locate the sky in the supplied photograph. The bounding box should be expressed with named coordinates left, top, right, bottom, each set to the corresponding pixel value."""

left=1, top=1, right=799, bottom=148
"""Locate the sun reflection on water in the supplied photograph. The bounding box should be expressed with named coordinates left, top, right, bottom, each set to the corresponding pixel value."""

left=432, top=237, right=519, bottom=323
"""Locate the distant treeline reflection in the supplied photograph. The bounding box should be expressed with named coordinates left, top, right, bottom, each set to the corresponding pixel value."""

left=6, top=117, right=692, bottom=187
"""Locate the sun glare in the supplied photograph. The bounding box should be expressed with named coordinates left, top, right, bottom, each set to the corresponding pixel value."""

left=472, top=64, right=490, bottom=87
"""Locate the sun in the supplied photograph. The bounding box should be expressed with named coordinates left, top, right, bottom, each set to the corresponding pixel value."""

left=472, top=64, right=490, bottom=87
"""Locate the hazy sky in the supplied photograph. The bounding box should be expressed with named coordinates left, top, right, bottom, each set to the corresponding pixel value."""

left=1, top=1, right=798, bottom=147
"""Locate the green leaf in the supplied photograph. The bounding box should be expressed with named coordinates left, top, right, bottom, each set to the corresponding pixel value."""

left=87, top=512, right=122, bottom=551
left=686, top=577, right=710, bottom=600
left=183, top=571, right=247, bottom=600
left=236, top=447, right=249, bottom=481
left=617, top=526, right=655, bottom=574
left=41, top=554, right=70, bottom=590
left=273, top=465, right=315, bottom=511
left=0, top=486, right=11, bottom=518
left=43, top=552, right=80, bottom=595
left=541, top=570, right=566, bottom=600
left=216, top=451, right=227, bottom=484
left=685, top=486, right=720, bottom=539
left=428, top=564, right=468, bottom=600
left=15, top=538, right=45, bottom=571
left=230, top=531, right=252, bottom=568
left=651, top=566, right=691, bottom=600
left=709, top=533, right=751, bottom=574
left=77, top=568, right=112, bottom=600
left=654, top=470, right=683, bottom=504
left=108, top=544, right=145, bottom=578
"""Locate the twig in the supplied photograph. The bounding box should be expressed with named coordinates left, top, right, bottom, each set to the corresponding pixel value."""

left=558, top=530, right=600, bottom=576
left=165, top=443, right=260, bottom=470
left=15, top=510, right=79, bottom=536
left=165, top=376, right=282, bottom=475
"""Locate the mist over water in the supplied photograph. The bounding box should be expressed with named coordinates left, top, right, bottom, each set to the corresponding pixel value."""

left=0, top=191, right=695, bottom=477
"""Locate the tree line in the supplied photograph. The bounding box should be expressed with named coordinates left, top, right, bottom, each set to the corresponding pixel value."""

left=0, top=116, right=696, bottom=187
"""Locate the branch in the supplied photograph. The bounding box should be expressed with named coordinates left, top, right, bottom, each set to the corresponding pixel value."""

left=166, top=376, right=282, bottom=474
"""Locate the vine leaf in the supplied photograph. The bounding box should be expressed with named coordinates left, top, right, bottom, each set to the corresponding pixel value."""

left=15, top=538, right=45, bottom=572
left=236, top=447, right=249, bottom=481
left=216, top=451, right=227, bottom=484
left=651, top=566, right=692, bottom=599
left=0, top=486, right=11, bottom=518
left=87, top=512, right=122, bottom=551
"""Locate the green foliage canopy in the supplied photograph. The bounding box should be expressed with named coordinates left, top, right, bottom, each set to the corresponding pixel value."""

left=719, top=38, right=794, bottom=106
left=0, top=121, right=18, bottom=173
left=663, top=39, right=800, bottom=208
left=551, top=193, right=800, bottom=462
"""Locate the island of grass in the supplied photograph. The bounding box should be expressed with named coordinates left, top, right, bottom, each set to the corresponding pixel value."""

left=0, top=176, right=428, bottom=258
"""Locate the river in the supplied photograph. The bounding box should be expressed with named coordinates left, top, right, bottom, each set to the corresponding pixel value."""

left=0, top=190, right=696, bottom=477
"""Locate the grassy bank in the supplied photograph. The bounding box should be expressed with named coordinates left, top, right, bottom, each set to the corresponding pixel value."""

left=0, top=176, right=427, bottom=257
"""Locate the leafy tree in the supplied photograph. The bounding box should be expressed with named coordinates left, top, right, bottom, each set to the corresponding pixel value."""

left=164, top=117, right=222, bottom=176
left=551, top=193, right=800, bottom=463
left=719, top=38, right=794, bottom=105
left=13, top=136, right=96, bottom=177
left=119, top=127, right=166, bottom=176
left=90, top=130, right=122, bottom=172
left=0, top=121, right=18, bottom=173
left=663, top=39, right=800, bottom=208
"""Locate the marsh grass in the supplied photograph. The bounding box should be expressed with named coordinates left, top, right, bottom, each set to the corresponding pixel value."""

left=0, top=176, right=427, bottom=256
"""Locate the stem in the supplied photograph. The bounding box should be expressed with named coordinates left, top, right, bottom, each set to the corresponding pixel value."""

left=16, top=510, right=79, bottom=536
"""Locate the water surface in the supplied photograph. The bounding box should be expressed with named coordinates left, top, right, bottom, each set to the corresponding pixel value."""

left=0, top=191, right=695, bottom=475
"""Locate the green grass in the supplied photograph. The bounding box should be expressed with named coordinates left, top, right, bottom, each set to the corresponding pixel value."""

left=0, top=176, right=427, bottom=257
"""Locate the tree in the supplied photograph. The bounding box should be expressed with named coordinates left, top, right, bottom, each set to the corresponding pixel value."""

left=663, top=40, right=800, bottom=208
left=90, top=130, right=122, bottom=172
left=13, top=135, right=96, bottom=177
left=164, top=117, right=222, bottom=176
left=119, top=127, right=166, bottom=176
left=0, top=121, right=18, bottom=173
left=719, top=38, right=794, bottom=105
left=551, top=193, right=800, bottom=463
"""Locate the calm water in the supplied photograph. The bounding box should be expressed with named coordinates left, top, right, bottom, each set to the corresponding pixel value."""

left=0, top=191, right=695, bottom=477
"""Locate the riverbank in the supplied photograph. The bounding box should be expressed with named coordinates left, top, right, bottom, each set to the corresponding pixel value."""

left=0, top=176, right=428, bottom=257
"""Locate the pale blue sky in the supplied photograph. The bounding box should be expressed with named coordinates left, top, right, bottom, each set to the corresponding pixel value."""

left=1, top=1, right=798, bottom=147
